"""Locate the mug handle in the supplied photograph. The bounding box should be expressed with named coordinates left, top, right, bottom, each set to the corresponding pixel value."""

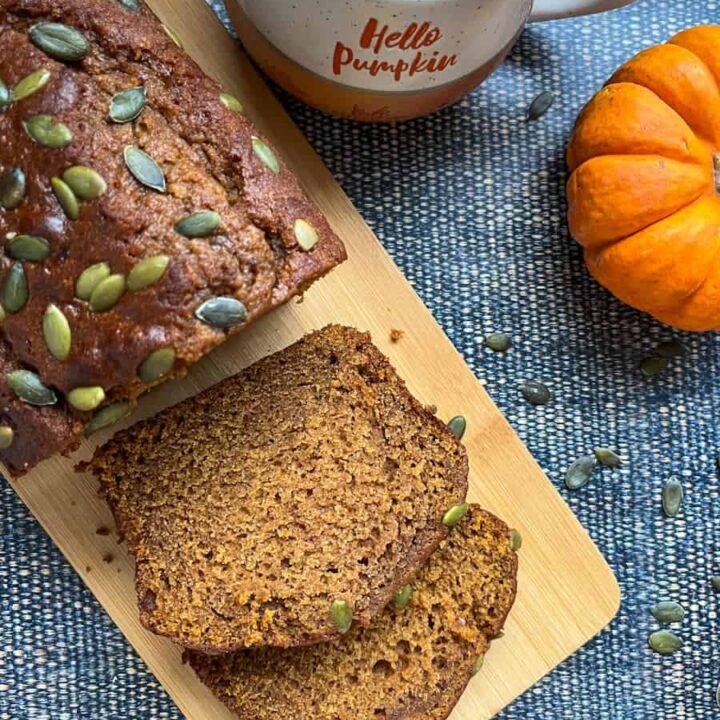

left=529, top=0, right=635, bottom=22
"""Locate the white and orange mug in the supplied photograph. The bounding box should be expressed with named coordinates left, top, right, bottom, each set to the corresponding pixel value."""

left=225, top=0, right=636, bottom=122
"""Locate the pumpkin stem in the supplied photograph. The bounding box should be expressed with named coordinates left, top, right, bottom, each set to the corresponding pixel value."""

left=714, top=154, right=720, bottom=194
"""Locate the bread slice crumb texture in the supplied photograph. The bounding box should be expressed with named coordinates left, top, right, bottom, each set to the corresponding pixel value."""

left=188, top=505, right=518, bottom=720
left=85, top=325, right=468, bottom=651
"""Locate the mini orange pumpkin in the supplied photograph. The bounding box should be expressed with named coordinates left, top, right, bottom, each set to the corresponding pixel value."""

left=567, top=25, right=720, bottom=331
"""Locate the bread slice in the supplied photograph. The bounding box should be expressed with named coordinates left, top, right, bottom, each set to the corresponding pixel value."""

left=188, top=505, right=518, bottom=720
left=84, top=325, right=468, bottom=652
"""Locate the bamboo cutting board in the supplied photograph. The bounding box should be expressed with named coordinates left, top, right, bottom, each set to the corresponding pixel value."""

left=4, top=2, right=621, bottom=718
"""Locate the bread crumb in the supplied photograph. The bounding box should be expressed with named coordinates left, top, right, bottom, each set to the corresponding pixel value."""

left=85, top=566, right=92, bottom=573
left=102, top=553, right=114, bottom=564
left=390, top=329, right=404, bottom=343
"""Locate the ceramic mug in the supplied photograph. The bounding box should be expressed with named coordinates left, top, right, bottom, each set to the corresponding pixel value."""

left=225, top=0, right=636, bottom=122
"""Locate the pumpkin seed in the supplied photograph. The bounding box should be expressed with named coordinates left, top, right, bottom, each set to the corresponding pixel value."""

left=124, top=146, right=166, bottom=192
left=294, top=219, right=318, bottom=251
left=63, top=166, right=107, bottom=200
left=527, top=91, right=553, bottom=121
left=89, top=273, right=125, bottom=312
left=86, top=401, right=131, bottom=435
left=109, top=87, right=146, bottom=123
left=640, top=355, right=668, bottom=377
left=521, top=380, right=551, bottom=406
left=486, top=332, right=511, bottom=353
left=51, top=177, right=79, bottom=220
left=651, top=601, right=684, bottom=624
left=76, top=262, right=111, bottom=300
left=251, top=136, right=280, bottom=174
left=393, top=584, right=412, bottom=610
left=594, top=447, right=622, bottom=468
left=195, top=297, right=247, bottom=328
left=442, top=502, right=469, bottom=528
left=174, top=211, right=221, bottom=238
left=509, top=529, right=522, bottom=551
left=0, top=305, right=6, bottom=323
left=117, top=0, right=141, bottom=11
left=43, top=304, right=71, bottom=361
left=712, top=576, right=720, bottom=591
left=471, top=655, right=485, bottom=676
left=67, top=385, right=106, bottom=412
left=0, top=79, right=9, bottom=112
left=0, top=425, right=13, bottom=450
left=447, top=415, right=466, bottom=441
left=23, top=114, right=72, bottom=148
left=163, top=24, right=182, bottom=47
left=29, top=23, right=90, bottom=62
left=648, top=630, right=683, bottom=656
left=717, top=679, right=720, bottom=712
left=662, top=477, right=683, bottom=517
left=330, top=599, right=353, bottom=634
left=565, top=454, right=597, bottom=491
left=6, top=234, right=50, bottom=262
left=12, top=69, right=51, bottom=102
left=138, top=347, right=175, bottom=383
left=656, top=340, right=684, bottom=359
left=2, top=263, right=28, bottom=314
left=220, top=92, right=243, bottom=112
left=127, top=255, right=169, bottom=292
left=6, top=369, right=57, bottom=406
left=0, top=167, right=26, bottom=210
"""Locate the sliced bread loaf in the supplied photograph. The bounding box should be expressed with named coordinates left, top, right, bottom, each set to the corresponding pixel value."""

left=188, top=505, right=518, bottom=720
left=83, top=325, right=468, bottom=652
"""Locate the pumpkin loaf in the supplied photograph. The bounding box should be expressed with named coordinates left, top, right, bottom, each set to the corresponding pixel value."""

left=188, top=505, right=518, bottom=720
left=83, top=325, right=469, bottom=652
left=0, top=0, right=345, bottom=476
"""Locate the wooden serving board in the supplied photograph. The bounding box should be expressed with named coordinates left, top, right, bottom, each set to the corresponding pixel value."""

left=5, top=2, right=621, bottom=718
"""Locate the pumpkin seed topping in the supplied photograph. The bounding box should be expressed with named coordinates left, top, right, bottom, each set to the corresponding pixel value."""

left=471, top=655, right=485, bottom=676
left=76, top=262, right=111, bottom=300
left=23, top=114, right=72, bottom=148
left=651, top=601, right=684, bottom=624
left=330, top=599, right=353, bottom=634
left=63, top=166, right=107, bottom=200
left=393, top=584, right=412, bottom=610
left=594, top=447, right=622, bottom=468
left=521, top=380, right=551, bottom=406
left=294, top=219, right=319, bottom=251
left=51, top=177, right=79, bottom=220
left=447, top=415, right=467, bottom=441
left=0, top=79, right=10, bottom=112
left=640, top=355, right=668, bottom=377
left=485, top=332, right=511, bottom=353
left=0, top=305, right=6, bottom=323
left=442, top=502, right=469, bottom=528
left=117, top=0, right=142, bottom=10
left=509, top=529, right=522, bottom=551
left=175, top=211, right=221, bottom=239
left=67, top=386, right=106, bottom=412
left=6, top=234, right=50, bottom=262
left=89, top=273, right=125, bottom=312
left=711, top=576, right=720, bottom=591
left=6, top=369, right=57, bottom=406
left=565, top=454, right=597, bottom=491
left=109, top=87, right=146, bottom=123
left=139, top=347, right=176, bottom=383
left=648, top=630, right=683, bottom=656
left=2, top=263, right=28, bottom=314
left=0, top=167, right=27, bottom=210
left=127, top=255, right=170, bottom=292
left=251, top=136, right=280, bottom=174
left=86, top=401, right=131, bottom=435
left=29, top=23, right=90, bottom=62
left=0, top=425, right=13, bottom=450
left=527, top=91, right=553, bottom=121
left=124, top=146, right=166, bottom=192
left=220, top=93, right=243, bottom=112
left=656, top=340, right=684, bottom=359
left=163, top=24, right=182, bottom=47
left=43, top=304, right=71, bottom=361
left=662, top=477, right=683, bottom=517
left=12, top=69, right=51, bottom=102
left=195, top=297, right=247, bottom=328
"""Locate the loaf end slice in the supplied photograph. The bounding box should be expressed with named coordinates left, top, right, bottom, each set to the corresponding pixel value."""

left=83, top=325, right=469, bottom=651
left=188, top=505, right=518, bottom=720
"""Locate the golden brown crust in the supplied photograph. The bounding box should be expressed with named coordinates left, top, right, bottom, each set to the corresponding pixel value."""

left=188, top=505, right=518, bottom=720
left=84, top=326, right=468, bottom=652
left=0, top=0, right=345, bottom=475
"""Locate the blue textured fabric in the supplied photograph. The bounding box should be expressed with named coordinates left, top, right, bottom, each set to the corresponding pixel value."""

left=2, top=0, right=720, bottom=717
